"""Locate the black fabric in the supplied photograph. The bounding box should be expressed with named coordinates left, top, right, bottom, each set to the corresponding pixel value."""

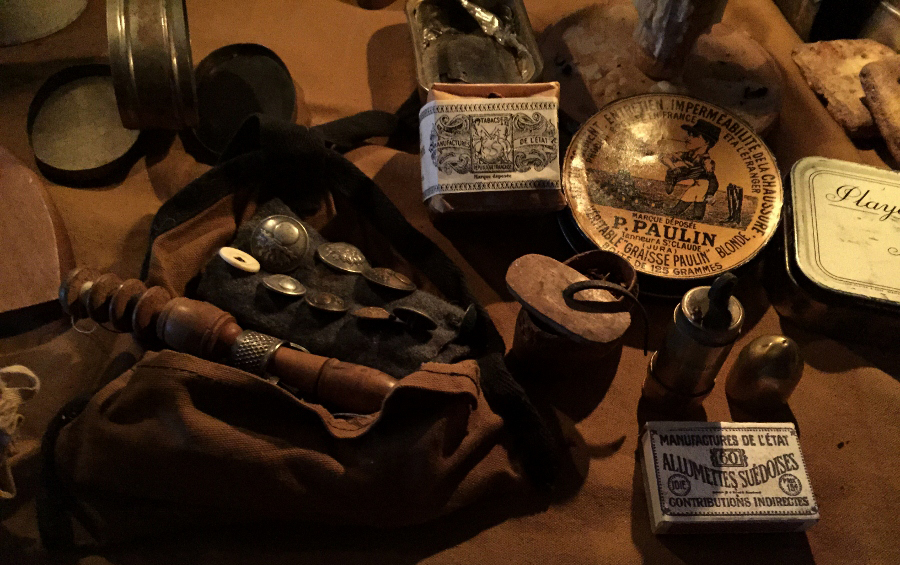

left=36, top=395, right=92, bottom=550
left=143, top=113, right=559, bottom=486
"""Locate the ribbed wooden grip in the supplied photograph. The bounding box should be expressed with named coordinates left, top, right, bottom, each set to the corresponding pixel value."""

left=156, top=297, right=241, bottom=359
left=61, top=268, right=399, bottom=413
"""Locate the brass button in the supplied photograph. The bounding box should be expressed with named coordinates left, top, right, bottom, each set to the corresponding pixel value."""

left=251, top=215, right=310, bottom=273
left=316, top=242, right=370, bottom=274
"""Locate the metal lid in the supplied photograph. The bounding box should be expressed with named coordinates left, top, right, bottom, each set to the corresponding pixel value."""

left=182, top=43, right=296, bottom=162
left=562, top=94, right=782, bottom=290
left=0, top=0, right=86, bottom=46
left=107, top=0, right=198, bottom=130
left=788, top=157, right=900, bottom=306
left=27, top=64, right=141, bottom=186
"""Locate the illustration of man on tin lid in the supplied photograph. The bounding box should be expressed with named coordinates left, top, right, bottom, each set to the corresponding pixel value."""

left=660, top=119, right=721, bottom=221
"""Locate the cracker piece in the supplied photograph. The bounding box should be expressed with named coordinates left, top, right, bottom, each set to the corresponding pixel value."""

left=860, top=55, right=900, bottom=164
left=792, top=39, right=895, bottom=138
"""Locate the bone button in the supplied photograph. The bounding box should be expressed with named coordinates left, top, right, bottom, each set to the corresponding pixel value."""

left=363, top=267, right=416, bottom=293
left=219, top=247, right=260, bottom=273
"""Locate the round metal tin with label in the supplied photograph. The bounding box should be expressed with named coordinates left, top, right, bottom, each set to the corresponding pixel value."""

left=563, top=94, right=782, bottom=291
left=765, top=157, right=900, bottom=345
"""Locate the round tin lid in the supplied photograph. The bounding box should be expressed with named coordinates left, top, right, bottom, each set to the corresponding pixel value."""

left=563, top=94, right=782, bottom=288
left=182, top=43, right=297, bottom=163
left=27, top=64, right=141, bottom=186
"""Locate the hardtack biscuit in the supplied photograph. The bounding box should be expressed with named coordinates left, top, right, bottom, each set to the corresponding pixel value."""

left=860, top=55, right=900, bottom=164
left=792, top=39, right=895, bottom=138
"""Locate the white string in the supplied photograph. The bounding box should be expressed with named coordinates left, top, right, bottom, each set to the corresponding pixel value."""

left=0, top=365, right=40, bottom=499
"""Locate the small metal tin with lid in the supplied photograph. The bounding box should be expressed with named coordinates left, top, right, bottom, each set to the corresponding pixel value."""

left=563, top=94, right=783, bottom=297
left=405, top=0, right=543, bottom=92
left=764, top=157, right=900, bottom=345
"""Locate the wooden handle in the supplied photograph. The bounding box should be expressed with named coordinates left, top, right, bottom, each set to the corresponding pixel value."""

left=61, top=269, right=399, bottom=413
left=270, top=347, right=398, bottom=414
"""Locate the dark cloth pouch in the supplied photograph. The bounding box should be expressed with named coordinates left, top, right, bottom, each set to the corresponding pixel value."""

left=40, top=115, right=558, bottom=547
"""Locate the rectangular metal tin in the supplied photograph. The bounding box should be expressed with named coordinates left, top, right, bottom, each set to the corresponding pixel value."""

left=640, top=421, right=819, bottom=534
left=405, top=0, right=543, bottom=92
left=766, top=157, right=900, bottom=344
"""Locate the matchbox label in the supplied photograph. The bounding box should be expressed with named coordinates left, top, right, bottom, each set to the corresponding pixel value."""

left=646, top=422, right=818, bottom=518
left=563, top=94, right=782, bottom=279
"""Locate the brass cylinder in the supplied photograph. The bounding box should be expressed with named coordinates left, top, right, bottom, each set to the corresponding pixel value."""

left=643, top=282, right=744, bottom=406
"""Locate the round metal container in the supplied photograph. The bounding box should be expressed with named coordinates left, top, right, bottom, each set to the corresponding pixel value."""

left=562, top=94, right=782, bottom=297
left=182, top=43, right=296, bottom=162
left=27, top=64, right=142, bottom=186
left=107, top=0, right=198, bottom=130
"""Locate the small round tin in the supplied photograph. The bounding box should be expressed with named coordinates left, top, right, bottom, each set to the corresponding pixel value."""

left=107, top=0, right=197, bottom=130
left=317, top=242, right=370, bottom=274
left=251, top=215, right=310, bottom=273
left=261, top=274, right=306, bottom=297
left=183, top=43, right=297, bottom=162
left=305, top=291, right=349, bottom=313
left=562, top=94, right=782, bottom=296
left=27, top=64, right=142, bottom=186
left=363, top=268, right=416, bottom=293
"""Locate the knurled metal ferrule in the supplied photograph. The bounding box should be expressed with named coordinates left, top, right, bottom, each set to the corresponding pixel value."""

left=229, top=331, right=286, bottom=376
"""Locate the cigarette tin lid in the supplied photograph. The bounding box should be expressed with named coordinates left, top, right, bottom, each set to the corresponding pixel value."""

left=562, top=94, right=782, bottom=289
left=788, top=157, right=900, bottom=306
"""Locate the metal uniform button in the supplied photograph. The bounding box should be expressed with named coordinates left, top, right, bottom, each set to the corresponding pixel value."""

left=219, top=247, right=260, bottom=273
left=363, top=267, right=416, bottom=293
left=305, top=290, right=349, bottom=313
left=393, top=306, right=437, bottom=332
left=352, top=306, right=395, bottom=321
left=251, top=215, right=310, bottom=273
left=317, top=242, right=370, bottom=274
left=261, top=274, right=307, bottom=297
